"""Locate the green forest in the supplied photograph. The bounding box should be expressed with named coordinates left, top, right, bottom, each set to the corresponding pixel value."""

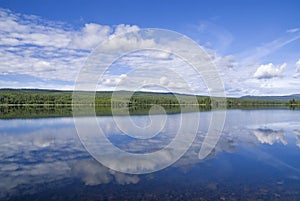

left=0, top=89, right=298, bottom=119
left=0, top=88, right=291, bottom=106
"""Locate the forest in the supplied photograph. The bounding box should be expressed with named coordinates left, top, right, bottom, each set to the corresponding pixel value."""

left=0, top=88, right=290, bottom=106
left=1, top=89, right=298, bottom=119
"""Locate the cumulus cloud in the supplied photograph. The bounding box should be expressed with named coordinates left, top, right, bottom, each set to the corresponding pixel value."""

left=253, top=63, right=286, bottom=79
left=0, top=8, right=222, bottom=95
left=113, top=24, right=139, bottom=36
left=95, top=46, right=211, bottom=94
left=1, top=8, right=299, bottom=96
left=68, top=23, right=143, bottom=52
left=0, top=8, right=141, bottom=89
left=70, top=23, right=112, bottom=50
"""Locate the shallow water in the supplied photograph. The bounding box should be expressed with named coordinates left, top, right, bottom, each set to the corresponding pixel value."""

left=0, top=109, right=300, bottom=200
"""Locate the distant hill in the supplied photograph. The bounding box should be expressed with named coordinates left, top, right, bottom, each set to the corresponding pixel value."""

left=240, top=94, right=300, bottom=102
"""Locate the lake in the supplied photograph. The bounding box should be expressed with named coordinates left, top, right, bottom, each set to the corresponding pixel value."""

left=0, top=108, right=300, bottom=200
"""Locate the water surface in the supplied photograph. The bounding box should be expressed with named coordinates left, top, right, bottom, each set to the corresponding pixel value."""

left=0, top=109, right=300, bottom=200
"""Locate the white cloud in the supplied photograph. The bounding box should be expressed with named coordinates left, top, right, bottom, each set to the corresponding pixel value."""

left=69, top=23, right=112, bottom=50
left=0, top=8, right=146, bottom=89
left=0, top=8, right=212, bottom=94
left=113, top=24, right=139, bottom=36
left=32, top=61, right=56, bottom=72
left=297, top=59, right=300, bottom=71
left=0, top=8, right=71, bottom=48
left=99, top=33, right=155, bottom=53
left=70, top=23, right=142, bottom=51
left=223, top=27, right=300, bottom=96
left=253, top=63, right=286, bottom=79
left=293, top=59, right=300, bottom=78
left=1, top=7, right=300, bottom=96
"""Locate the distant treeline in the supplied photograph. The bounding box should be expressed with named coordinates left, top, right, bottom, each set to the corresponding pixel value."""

left=0, top=89, right=210, bottom=106
left=0, top=89, right=73, bottom=105
left=0, top=89, right=291, bottom=107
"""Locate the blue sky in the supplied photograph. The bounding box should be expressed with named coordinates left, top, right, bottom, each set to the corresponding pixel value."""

left=0, top=0, right=300, bottom=96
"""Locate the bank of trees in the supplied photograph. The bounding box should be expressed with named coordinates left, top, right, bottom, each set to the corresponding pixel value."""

left=0, top=89, right=209, bottom=106
left=0, top=89, right=72, bottom=105
left=0, top=89, right=290, bottom=107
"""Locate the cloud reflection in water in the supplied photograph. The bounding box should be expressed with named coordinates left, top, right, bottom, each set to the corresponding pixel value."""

left=0, top=111, right=300, bottom=198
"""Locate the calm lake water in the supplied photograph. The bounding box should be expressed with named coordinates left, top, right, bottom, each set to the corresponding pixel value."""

left=1, top=109, right=300, bottom=200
